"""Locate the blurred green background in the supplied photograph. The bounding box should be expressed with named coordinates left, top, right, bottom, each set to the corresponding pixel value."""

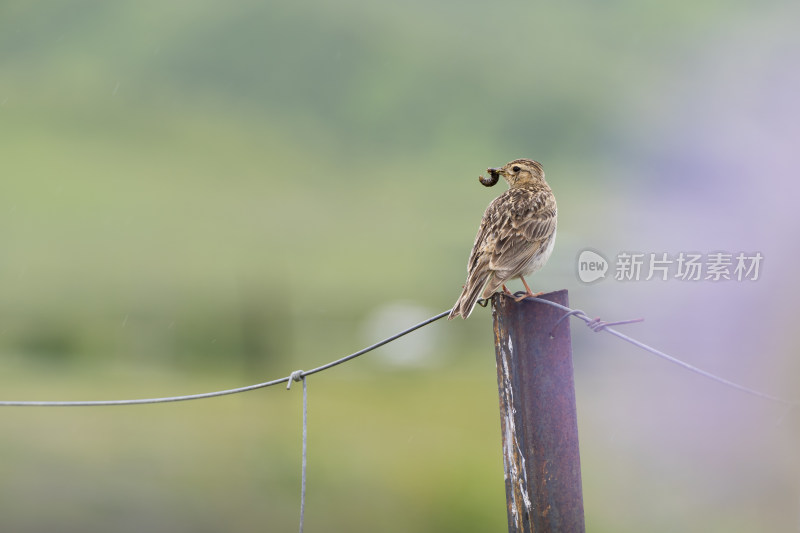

left=2, top=1, right=799, bottom=531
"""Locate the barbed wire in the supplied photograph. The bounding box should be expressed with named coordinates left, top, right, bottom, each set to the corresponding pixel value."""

left=478, top=294, right=797, bottom=408
left=530, top=296, right=797, bottom=407
left=1, top=294, right=795, bottom=533
left=0, top=298, right=793, bottom=407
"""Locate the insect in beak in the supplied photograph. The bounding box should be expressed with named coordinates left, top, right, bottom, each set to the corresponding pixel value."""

left=478, top=167, right=501, bottom=187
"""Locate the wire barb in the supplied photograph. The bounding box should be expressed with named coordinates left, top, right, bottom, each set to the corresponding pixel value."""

left=585, top=316, right=645, bottom=332
left=549, top=308, right=644, bottom=337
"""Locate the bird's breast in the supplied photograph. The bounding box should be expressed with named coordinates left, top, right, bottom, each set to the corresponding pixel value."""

left=519, top=229, right=557, bottom=277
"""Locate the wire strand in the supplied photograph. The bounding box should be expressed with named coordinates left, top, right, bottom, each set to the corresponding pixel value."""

left=0, top=309, right=451, bottom=407
left=0, top=377, right=291, bottom=407
left=0, top=299, right=794, bottom=408
left=527, top=296, right=797, bottom=408
left=297, top=376, right=307, bottom=533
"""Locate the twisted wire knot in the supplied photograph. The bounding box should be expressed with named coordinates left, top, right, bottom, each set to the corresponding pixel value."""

left=287, top=370, right=305, bottom=390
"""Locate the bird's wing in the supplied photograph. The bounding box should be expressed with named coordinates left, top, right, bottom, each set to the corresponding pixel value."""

left=465, top=193, right=506, bottom=277
left=475, top=188, right=557, bottom=279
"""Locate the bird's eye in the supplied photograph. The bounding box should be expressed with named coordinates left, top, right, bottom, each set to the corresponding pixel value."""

left=512, top=165, right=520, bottom=172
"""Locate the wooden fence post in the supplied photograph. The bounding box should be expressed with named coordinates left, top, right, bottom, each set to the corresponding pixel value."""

left=492, top=289, right=585, bottom=533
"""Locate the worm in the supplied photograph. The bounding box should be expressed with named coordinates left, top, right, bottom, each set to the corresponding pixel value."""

left=478, top=169, right=500, bottom=187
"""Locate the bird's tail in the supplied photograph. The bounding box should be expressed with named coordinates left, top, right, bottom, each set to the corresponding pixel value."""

left=448, top=271, right=492, bottom=320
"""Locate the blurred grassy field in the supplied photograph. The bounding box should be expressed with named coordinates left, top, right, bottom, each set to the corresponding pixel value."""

left=2, top=0, right=799, bottom=531
left=1, top=358, right=508, bottom=533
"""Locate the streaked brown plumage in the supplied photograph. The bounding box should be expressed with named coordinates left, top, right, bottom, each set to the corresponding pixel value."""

left=448, top=159, right=557, bottom=319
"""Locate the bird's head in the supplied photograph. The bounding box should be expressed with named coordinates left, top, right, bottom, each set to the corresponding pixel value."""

left=483, top=159, right=545, bottom=188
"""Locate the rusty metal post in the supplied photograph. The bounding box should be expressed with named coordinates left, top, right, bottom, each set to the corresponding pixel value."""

left=492, top=289, right=584, bottom=533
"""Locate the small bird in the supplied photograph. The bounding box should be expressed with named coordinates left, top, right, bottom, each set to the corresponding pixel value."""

left=448, top=159, right=557, bottom=319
